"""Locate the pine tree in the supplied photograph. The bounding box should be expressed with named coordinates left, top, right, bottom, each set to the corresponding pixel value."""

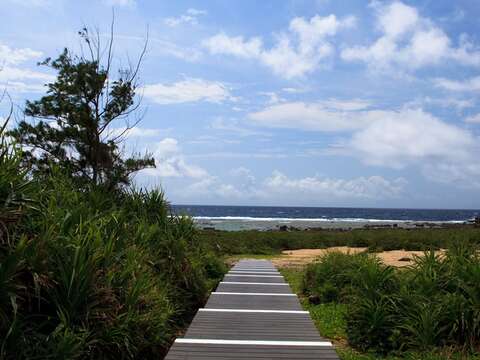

left=10, top=26, right=155, bottom=190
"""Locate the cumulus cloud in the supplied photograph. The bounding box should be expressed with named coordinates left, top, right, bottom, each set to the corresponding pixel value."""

left=341, top=1, right=480, bottom=72
left=164, top=8, right=207, bottom=27
left=203, top=14, right=355, bottom=78
left=248, top=99, right=480, bottom=188
left=171, top=167, right=407, bottom=204
left=264, top=171, right=407, bottom=199
left=0, top=43, right=42, bottom=65
left=349, top=108, right=474, bottom=168
left=143, top=78, right=233, bottom=105
left=0, top=42, right=53, bottom=93
left=142, top=138, right=209, bottom=178
left=433, top=76, right=480, bottom=92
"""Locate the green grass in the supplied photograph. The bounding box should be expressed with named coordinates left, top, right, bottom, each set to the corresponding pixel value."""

left=200, top=227, right=480, bottom=256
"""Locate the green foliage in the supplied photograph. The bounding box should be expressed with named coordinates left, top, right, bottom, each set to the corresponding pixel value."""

left=198, top=227, right=480, bottom=255
left=303, top=252, right=374, bottom=302
left=0, top=118, right=36, bottom=245
left=0, top=120, right=225, bottom=359
left=302, top=246, right=480, bottom=355
left=9, top=28, right=154, bottom=190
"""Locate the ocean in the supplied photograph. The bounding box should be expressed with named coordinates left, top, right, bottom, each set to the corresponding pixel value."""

left=171, top=205, right=480, bottom=231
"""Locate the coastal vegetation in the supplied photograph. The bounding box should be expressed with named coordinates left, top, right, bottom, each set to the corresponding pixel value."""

left=198, top=226, right=480, bottom=255
left=280, top=244, right=480, bottom=359
left=0, top=29, right=225, bottom=359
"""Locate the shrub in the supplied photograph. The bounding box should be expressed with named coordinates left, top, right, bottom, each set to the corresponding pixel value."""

left=303, top=251, right=377, bottom=303
left=302, top=244, right=480, bottom=355
left=0, top=123, right=225, bottom=359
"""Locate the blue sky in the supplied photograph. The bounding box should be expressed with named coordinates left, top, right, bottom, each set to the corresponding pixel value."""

left=1, top=0, right=480, bottom=208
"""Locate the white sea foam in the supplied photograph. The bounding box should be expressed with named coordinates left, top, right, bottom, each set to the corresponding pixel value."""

left=193, top=216, right=466, bottom=224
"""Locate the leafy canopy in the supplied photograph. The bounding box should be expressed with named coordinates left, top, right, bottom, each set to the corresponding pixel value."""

left=10, top=28, right=154, bottom=190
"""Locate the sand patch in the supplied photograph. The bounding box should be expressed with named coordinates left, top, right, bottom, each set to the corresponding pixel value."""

left=271, top=247, right=444, bottom=268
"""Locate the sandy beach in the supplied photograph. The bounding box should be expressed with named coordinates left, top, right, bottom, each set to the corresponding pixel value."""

left=270, top=247, right=446, bottom=268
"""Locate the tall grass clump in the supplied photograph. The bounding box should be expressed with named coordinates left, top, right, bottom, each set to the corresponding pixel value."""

left=302, top=246, right=480, bottom=355
left=302, top=252, right=375, bottom=303
left=0, top=123, right=226, bottom=359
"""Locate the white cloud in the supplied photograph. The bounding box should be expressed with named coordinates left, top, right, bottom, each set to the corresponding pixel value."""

left=143, top=78, right=233, bottom=105
left=0, top=67, right=53, bottom=82
left=0, top=43, right=53, bottom=94
left=180, top=176, right=247, bottom=200
left=0, top=81, right=45, bottom=93
left=171, top=166, right=407, bottom=203
left=203, top=14, right=355, bottom=78
left=0, top=43, right=42, bottom=65
left=249, top=99, right=480, bottom=188
left=465, top=113, right=480, bottom=124
left=248, top=101, right=376, bottom=132
left=164, top=8, right=207, bottom=27
left=348, top=108, right=474, bottom=168
left=264, top=171, right=406, bottom=199
left=142, top=138, right=209, bottom=178
left=282, top=87, right=308, bottom=93
left=341, top=1, right=480, bottom=72
left=433, top=76, right=480, bottom=92
left=204, top=33, right=263, bottom=58
left=107, top=126, right=166, bottom=138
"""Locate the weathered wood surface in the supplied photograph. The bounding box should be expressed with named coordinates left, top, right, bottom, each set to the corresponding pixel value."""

left=165, top=259, right=339, bottom=359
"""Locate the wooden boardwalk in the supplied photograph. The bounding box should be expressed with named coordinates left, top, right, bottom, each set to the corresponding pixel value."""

left=165, top=259, right=339, bottom=359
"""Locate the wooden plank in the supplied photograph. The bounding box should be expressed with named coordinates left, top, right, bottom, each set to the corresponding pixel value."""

left=217, top=283, right=292, bottom=294
left=205, top=292, right=303, bottom=310
left=184, top=311, right=327, bottom=341
left=166, top=343, right=339, bottom=359
left=223, top=275, right=286, bottom=283
left=164, top=259, right=339, bottom=359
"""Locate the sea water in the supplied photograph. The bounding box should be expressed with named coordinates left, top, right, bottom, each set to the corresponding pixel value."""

left=171, top=205, right=479, bottom=231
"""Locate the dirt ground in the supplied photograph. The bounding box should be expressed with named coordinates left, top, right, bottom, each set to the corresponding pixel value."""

left=271, top=247, right=445, bottom=268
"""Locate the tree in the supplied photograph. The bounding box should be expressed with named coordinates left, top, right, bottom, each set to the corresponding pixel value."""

left=10, top=24, right=154, bottom=190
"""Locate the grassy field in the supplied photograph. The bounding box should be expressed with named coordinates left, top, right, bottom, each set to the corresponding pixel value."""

left=200, top=227, right=480, bottom=255
left=278, top=250, right=480, bottom=360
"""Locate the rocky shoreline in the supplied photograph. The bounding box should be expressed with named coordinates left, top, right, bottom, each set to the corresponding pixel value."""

left=195, top=218, right=476, bottom=232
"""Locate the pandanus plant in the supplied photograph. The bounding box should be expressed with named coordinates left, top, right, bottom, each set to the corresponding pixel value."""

left=0, top=113, right=36, bottom=246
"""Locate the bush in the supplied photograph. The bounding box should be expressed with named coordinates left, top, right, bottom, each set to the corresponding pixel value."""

left=302, top=251, right=379, bottom=303
left=0, top=125, right=225, bottom=359
left=302, top=245, right=480, bottom=355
